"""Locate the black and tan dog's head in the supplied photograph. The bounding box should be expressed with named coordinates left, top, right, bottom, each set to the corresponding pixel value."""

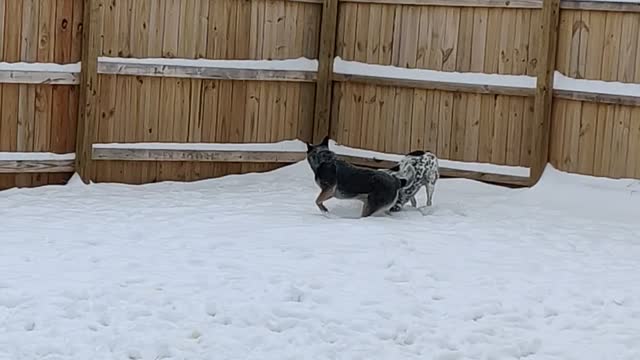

left=305, top=135, right=330, bottom=153
left=305, top=136, right=336, bottom=172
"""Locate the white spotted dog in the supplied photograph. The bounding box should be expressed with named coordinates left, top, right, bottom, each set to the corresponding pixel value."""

left=381, top=150, right=439, bottom=212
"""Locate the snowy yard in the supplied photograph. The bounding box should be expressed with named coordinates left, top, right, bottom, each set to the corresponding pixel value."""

left=1, top=162, right=640, bottom=360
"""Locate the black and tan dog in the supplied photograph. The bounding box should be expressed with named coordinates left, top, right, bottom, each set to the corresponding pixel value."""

left=305, top=137, right=410, bottom=217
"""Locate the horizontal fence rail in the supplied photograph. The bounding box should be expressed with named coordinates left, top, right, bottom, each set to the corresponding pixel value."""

left=0, top=153, right=76, bottom=174
left=91, top=141, right=531, bottom=186
left=0, top=62, right=80, bottom=84
left=292, top=0, right=640, bottom=12
left=97, top=58, right=319, bottom=82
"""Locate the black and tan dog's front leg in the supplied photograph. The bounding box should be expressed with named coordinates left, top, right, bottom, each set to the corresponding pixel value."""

left=316, top=186, right=336, bottom=213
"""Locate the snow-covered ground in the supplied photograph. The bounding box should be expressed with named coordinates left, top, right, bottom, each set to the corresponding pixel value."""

left=1, top=162, right=639, bottom=360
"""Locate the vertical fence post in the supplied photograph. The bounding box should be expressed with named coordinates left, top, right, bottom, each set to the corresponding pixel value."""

left=312, top=0, right=339, bottom=143
left=75, top=0, right=101, bottom=183
left=529, top=0, right=561, bottom=185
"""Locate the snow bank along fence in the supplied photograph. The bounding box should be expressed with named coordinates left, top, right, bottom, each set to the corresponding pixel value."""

left=1, top=0, right=640, bottom=190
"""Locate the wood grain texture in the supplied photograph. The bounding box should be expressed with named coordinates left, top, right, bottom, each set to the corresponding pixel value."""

left=313, top=0, right=339, bottom=142
left=529, top=0, right=560, bottom=185
left=0, top=160, right=75, bottom=173
left=76, top=0, right=102, bottom=183
left=97, top=61, right=316, bottom=82
left=332, top=73, right=534, bottom=96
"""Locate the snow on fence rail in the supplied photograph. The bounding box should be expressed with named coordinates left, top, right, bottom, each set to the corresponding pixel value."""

left=333, top=58, right=640, bottom=106
left=91, top=141, right=531, bottom=186
left=332, top=57, right=536, bottom=96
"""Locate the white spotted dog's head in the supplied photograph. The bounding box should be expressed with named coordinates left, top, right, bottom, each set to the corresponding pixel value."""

left=391, top=160, right=418, bottom=186
left=406, top=150, right=439, bottom=184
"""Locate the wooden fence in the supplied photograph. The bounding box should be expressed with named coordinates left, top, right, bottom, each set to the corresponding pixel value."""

left=0, top=0, right=82, bottom=189
left=84, top=0, right=321, bottom=184
left=0, top=0, right=639, bottom=191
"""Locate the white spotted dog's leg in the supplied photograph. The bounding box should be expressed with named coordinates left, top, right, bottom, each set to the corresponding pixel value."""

left=426, top=170, right=438, bottom=207
left=418, top=190, right=434, bottom=216
left=418, top=207, right=434, bottom=216
left=410, top=196, right=417, bottom=208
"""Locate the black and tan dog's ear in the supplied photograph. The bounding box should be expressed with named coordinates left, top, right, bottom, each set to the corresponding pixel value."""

left=407, top=150, right=426, bottom=156
left=306, top=142, right=313, bottom=152
left=321, top=136, right=330, bottom=146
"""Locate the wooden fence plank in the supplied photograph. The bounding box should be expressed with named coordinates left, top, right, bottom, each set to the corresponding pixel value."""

left=609, top=13, right=638, bottom=178
left=594, top=12, right=623, bottom=178
left=506, top=9, right=530, bottom=166
left=76, top=0, right=102, bottom=183
left=68, top=0, right=83, bottom=155
left=467, top=8, right=488, bottom=162
left=49, top=0, right=75, bottom=185
left=0, top=1, right=22, bottom=188
left=560, top=11, right=582, bottom=173
left=452, top=8, right=474, bottom=160
left=162, top=0, right=180, bottom=58
left=610, top=105, right=631, bottom=178
left=492, top=10, right=515, bottom=165
left=360, top=5, right=382, bottom=149
left=526, top=8, right=540, bottom=76
left=352, top=3, right=369, bottom=149
left=520, top=98, right=534, bottom=166
left=549, top=99, right=564, bottom=167
left=631, top=35, right=640, bottom=179
left=576, top=11, right=602, bottom=174
left=529, top=0, right=560, bottom=184
left=312, top=0, right=339, bottom=142
left=477, top=8, right=501, bottom=164
left=628, top=108, right=640, bottom=179
left=0, top=0, right=5, bottom=57
left=287, top=4, right=312, bottom=145
left=598, top=104, right=617, bottom=176
left=410, top=6, right=431, bottom=152
left=12, top=0, right=30, bottom=188
left=0, top=0, right=5, bottom=194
